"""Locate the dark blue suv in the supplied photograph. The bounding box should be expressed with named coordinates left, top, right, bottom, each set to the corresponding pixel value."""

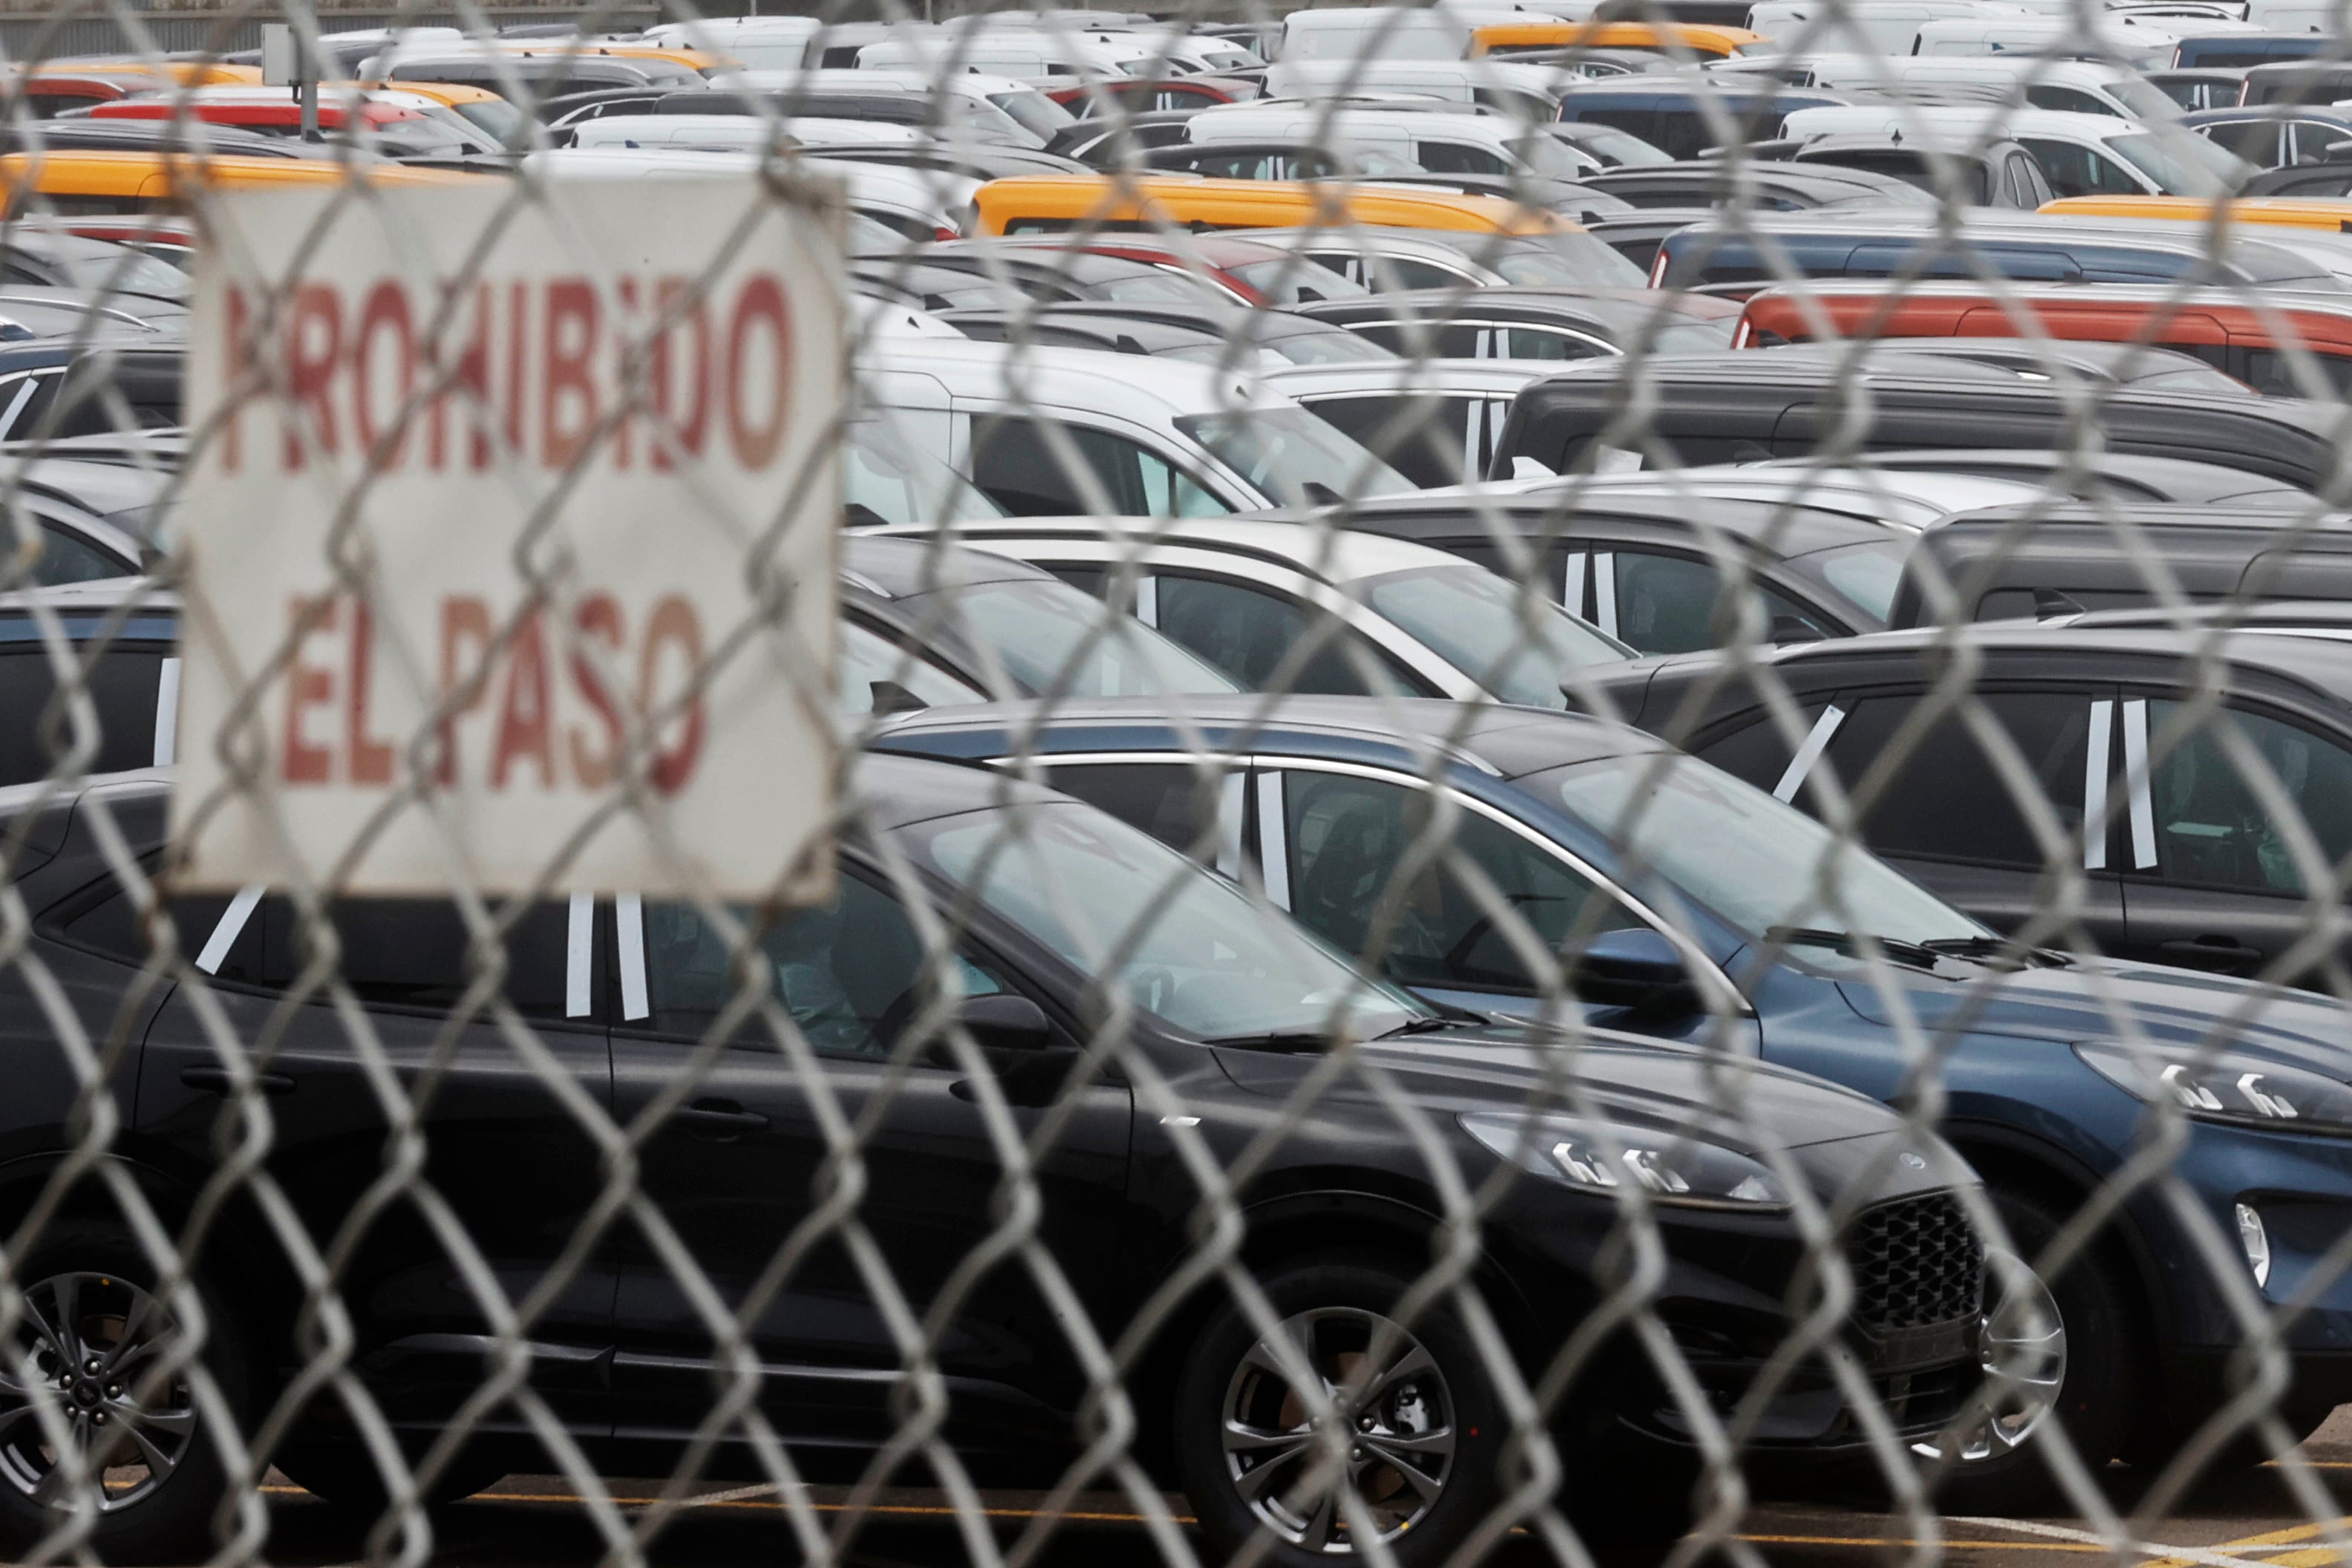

left=877, top=696, right=2352, bottom=1502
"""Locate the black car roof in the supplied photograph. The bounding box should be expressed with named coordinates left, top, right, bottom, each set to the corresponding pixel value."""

left=1843, top=449, right=2310, bottom=508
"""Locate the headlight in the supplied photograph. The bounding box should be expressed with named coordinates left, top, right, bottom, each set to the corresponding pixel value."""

left=1460, top=1111, right=1790, bottom=1211
left=2075, top=1042, right=2352, bottom=1137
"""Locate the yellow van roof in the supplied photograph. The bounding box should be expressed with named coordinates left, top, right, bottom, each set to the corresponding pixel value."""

left=2039, top=194, right=2352, bottom=232
left=973, top=174, right=1569, bottom=237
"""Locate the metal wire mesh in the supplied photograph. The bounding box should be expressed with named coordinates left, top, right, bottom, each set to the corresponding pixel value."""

left=0, top=4, right=2349, bottom=1567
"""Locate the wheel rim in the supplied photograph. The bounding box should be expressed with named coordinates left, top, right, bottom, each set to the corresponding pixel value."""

left=1914, top=1250, right=2067, bottom=1466
left=0, top=1271, right=195, bottom=1512
left=1220, top=1305, right=1455, bottom=1554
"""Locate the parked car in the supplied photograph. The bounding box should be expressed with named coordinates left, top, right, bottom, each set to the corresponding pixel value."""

left=1264, top=358, right=1565, bottom=488
left=1243, top=223, right=1652, bottom=291
left=0, top=754, right=1999, bottom=1560
left=1549, top=81, right=1852, bottom=161
left=1751, top=131, right=2057, bottom=209
left=1577, top=615, right=2352, bottom=988
left=1491, top=353, right=2345, bottom=491
left=930, top=301, right=1396, bottom=366
left=869, top=514, right=1634, bottom=702
left=875, top=693, right=2352, bottom=1494
left=1301, top=285, right=1740, bottom=363
left=2184, top=103, right=2352, bottom=169
left=1575, top=158, right=1938, bottom=210
left=1780, top=448, right=2312, bottom=509
left=2146, top=65, right=2251, bottom=109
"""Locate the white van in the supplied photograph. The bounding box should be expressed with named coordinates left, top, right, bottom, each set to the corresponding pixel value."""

left=524, top=147, right=980, bottom=240
left=855, top=30, right=1158, bottom=84
left=1908, top=12, right=2261, bottom=65
left=1745, top=0, right=2024, bottom=53
left=1780, top=103, right=2253, bottom=192
left=1185, top=103, right=1607, bottom=177
left=709, top=67, right=1071, bottom=147
left=1263, top=58, right=1570, bottom=121
left=1777, top=53, right=2184, bottom=116
left=635, top=16, right=823, bottom=71
left=569, top=114, right=924, bottom=152
left=860, top=339, right=1414, bottom=514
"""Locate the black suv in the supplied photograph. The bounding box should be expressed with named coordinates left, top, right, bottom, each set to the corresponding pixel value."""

left=0, top=758, right=1990, bottom=1563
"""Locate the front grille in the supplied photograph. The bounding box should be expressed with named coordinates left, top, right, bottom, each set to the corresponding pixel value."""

left=1848, top=1192, right=1984, bottom=1330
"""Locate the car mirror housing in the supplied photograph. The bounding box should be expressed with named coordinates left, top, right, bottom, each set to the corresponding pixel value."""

left=1568, top=927, right=1699, bottom=1014
left=959, top=992, right=1055, bottom=1051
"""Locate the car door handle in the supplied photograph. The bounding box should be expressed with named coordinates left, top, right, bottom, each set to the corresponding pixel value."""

left=2158, top=936, right=2263, bottom=970
left=674, top=1100, right=769, bottom=1140
left=179, top=1065, right=295, bottom=1096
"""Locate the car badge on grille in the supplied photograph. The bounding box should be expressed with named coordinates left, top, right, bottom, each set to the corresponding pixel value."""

left=1899, top=1152, right=1927, bottom=1169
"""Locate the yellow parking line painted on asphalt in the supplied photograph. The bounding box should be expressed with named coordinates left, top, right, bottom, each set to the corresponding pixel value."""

left=263, top=1484, right=1195, bottom=1525
left=2139, top=1514, right=2352, bottom=1568
left=1737, top=1535, right=2106, bottom=1552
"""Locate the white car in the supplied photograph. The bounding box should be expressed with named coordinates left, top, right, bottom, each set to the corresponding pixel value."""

left=1778, top=104, right=2253, bottom=195
left=635, top=15, right=825, bottom=70
left=1907, top=10, right=2261, bottom=65
left=569, top=114, right=925, bottom=152
left=1183, top=104, right=1607, bottom=180
left=523, top=147, right=979, bottom=240
left=1261, top=58, right=1574, bottom=123
left=1755, top=54, right=2183, bottom=120
left=1743, top=0, right=2026, bottom=53
left=854, top=29, right=1157, bottom=84
left=869, top=514, right=1635, bottom=704
left=1262, top=358, right=1567, bottom=489
left=706, top=67, right=1071, bottom=147
left=860, top=339, right=1416, bottom=515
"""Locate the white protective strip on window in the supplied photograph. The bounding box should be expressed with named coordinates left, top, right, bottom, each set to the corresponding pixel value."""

left=1562, top=552, right=1587, bottom=619
left=2084, top=699, right=2114, bottom=872
left=2123, top=698, right=2157, bottom=870
left=151, top=656, right=181, bottom=768
left=1255, top=771, right=1291, bottom=911
left=0, top=376, right=42, bottom=440
left=1217, top=771, right=1244, bottom=879
left=565, top=893, right=593, bottom=1019
left=1591, top=553, right=1619, bottom=640
left=195, top=886, right=264, bottom=976
left=1772, top=705, right=1848, bottom=804
left=1133, top=572, right=1158, bottom=628
left=617, top=893, right=649, bottom=1021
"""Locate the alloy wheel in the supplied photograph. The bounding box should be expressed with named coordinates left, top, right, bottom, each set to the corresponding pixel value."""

left=0, top=1271, right=195, bottom=1512
left=1220, top=1304, right=1456, bottom=1553
left=1915, top=1251, right=2068, bottom=1465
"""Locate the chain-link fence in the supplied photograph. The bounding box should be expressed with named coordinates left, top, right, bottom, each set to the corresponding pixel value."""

left=1, top=4, right=2351, bottom=1567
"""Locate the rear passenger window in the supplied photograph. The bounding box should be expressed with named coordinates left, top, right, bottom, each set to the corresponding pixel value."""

left=1818, top=692, right=2094, bottom=868
left=0, top=644, right=169, bottom=785
left=1154, top=575, right=1420, bottom=696
left=1045, top=762, right=1222, bottom=855
left=969, top=416, right=1224, bottom=516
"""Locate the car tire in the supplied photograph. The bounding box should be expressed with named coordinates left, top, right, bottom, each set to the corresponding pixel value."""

left=274, top=1438, right=508, bottom=1512
left=0, top=1222, right=252, bottom=1564
left=1925, top=1186, right=2141, bottom=1513
left=1173, top=1255, right=1504, bottom=1567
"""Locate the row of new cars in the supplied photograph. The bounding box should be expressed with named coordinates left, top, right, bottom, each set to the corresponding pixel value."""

left=10, top=4, right=2352, bottom=1564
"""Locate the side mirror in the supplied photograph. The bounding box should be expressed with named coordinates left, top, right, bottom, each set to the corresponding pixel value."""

left=1569, top=927, right=1699, bottom=1015
left=958, top=992, right=1054, bottom=1051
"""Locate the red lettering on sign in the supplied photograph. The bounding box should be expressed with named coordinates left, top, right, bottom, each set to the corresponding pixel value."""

left=437, top=595, right=494, bottom=787
left=569, top=594, right=624, bottom=790
left=640, top=595, right=705, bottom=795
left=284, top=285, right=342, bottom=469
left=283, top=595, right=336, bottom=784
left=346, top=596, right=394, bottom=785
left=726, top=276, right=790, bottom=469
left=222, top=285, right=248, bottom=473
left=491, top=610, right=555, bottom=790
left=542, top=278, right=599, bottom=469
left=352, top=281, right=415, bottom=465
left=651, top=278, right=712, bottom=471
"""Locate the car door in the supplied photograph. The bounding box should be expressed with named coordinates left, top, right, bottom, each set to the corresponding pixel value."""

left=130, top=890, right=615, bottom=1434
left=2114, top=693, right=2352, bottom=981
left=1254, top=761, right=1755, bottom=1046
left=1764, top=684, right=2131, bottom=948
left=1567, top=546, right=1842, bottom=653
left=606, top=874, right=1134, bottom=1445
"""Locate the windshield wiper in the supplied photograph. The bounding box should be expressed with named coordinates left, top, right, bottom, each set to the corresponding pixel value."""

left=1202, top=1030, right=1334, bottom=1054
left=1377, top=1016, right=1460, bottom=1039
left=1921, top=935, right=2074, bottom=969
left=1764, top=926, right=1943, bottom=973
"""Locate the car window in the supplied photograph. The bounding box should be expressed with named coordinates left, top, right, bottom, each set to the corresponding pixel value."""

left=1818, top=692, right=2094, bottom=868
left=2143, top=701, right=2352, bottom=895
left=1282, top=770, right=1643, bottom=993
left=0, top=644, right=167, bottom=785
left=838, top=619, right=984, bottom=715
left=968, top=415, right=1226, bottom=516
left=642, top=877, right=1005, bottom=1056
left=1155, top=575, right=1420, bottom=696
left=2020, top=137, right=2145, bottom=197
left=1045, top=761, right=1223, bottom=854
left=2241, top=347, right=2352, bottom=398
left=1607, top=551, right=1837, bottom=655
left=1416, top=140, right=1513, bottom=176
left=1301, top=393, right=1487, bottom=489
left=27, top=522, right=134, bottom=587
left=2028, top=85, right=2113, bottom=115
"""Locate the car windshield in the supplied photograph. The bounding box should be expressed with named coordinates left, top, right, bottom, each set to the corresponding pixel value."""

left=909, top=801, right=1432, bottom=1041
left=42, top=244, right=189, bottom=301
left=2108, top=75, right=2184, bottom=120
left=1559, top=122, right=1672, bottom=166
left=453, top=97, right=528, bottom=145
left=1512, top=133, right=1601, bottom=178
left=413, top=102, right=506, bottom=153
left=846, top=419, right=1008, bottom=525
left=838, top=619, right=984, bottom=714
left=904, top=577, right=1242, bottom=696
left=1541, top=751, right=1987, bottom=948
left=1356, top=564, right=1631, bottom=706
left=1490, top=233, right=1650, bottom=288
left=2108, top=128, right=2247, bottom=195
left=1226, top=256, right=1374, bottom=304
left=1780, top=538, right=1910, bottom=624
left=1175, top=407, right=1415, bottom=506
left=1653, top=314, right=1738, bottom=352
left=1261, top=325, right=1397, bottom=364
left=987, top=88, right=1074, bottom=138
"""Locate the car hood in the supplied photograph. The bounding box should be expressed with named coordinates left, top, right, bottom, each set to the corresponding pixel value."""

left=1837, top=954, right=2352, bottom=1079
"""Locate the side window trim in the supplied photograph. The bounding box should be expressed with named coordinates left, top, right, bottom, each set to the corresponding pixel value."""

left=1591, top=552, right=1620, bottom=639
left=194, top=886, right=263, bottom=975
left=2084, top=697, right=2114, bottom=871
left=618, top=892, right=650, bottom=1020
left=2123, top=696, right=2158, bottom=870
left=0, top=371, right=47, bottom=440
left=152, top=656, right=180, bottom=767
left=1256, top=770, right=1292, bottom=910
left=1772, top=703, right=1847, bottom=803
left=565, top=893, right=594, bottom=1019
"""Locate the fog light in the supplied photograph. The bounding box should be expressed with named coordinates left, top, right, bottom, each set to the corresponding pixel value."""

left=2237, top=1202, right=2273, bottom=1289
